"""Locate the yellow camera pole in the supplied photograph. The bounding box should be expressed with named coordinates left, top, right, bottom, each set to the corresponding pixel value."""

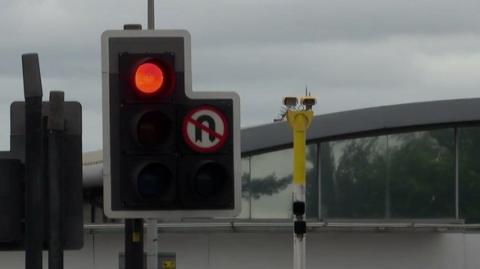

left=284, top=96, right=315, bottom=269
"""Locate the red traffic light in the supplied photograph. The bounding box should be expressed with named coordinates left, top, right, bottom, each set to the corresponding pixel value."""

left=134, top=62, right=165, bottom=94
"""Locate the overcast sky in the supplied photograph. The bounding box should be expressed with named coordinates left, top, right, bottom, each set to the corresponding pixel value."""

left=0, top=0, right=479, bottom=151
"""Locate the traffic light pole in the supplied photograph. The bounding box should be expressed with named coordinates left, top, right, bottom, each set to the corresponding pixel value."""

left=287, top=108, right=313, bottom=269
left=47, top=92, right=65, bottom=269
left=148, top=0, right=154, bottom=30
left=145, top=4, right=160, bottom=266
left=125, top=219, right=144, bottom=269
left=121, top=22, right=158, bottom=269
left=22, top=53, right=45, bottom=269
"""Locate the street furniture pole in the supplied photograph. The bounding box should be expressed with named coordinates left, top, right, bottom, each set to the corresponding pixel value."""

left=284, top=95, right=315, bottom=269
left=47, top=91, right=65, bottom=269
left=22, top=53, right=44, bottom=269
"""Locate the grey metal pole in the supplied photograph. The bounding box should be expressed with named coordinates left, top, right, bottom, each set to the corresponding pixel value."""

left=47, top=91, right=65, bottom=269
left=146, top=219, right=158, bottom=269
left=148, top=0, right=154, bottom=29
left=22, top=53, right=44, bottom=269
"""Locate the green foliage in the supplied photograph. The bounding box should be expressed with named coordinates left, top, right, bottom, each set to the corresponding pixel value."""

left=322, top=137, right=386, bottom=218
left=322, top=129, right=456, bottom=219
left=389, top=131, right=455, bottom=218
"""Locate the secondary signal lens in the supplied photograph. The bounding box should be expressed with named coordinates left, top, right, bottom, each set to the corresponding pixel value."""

left=194, top=162, right=228, bottom=198
left=137, top=163, right=172, bottom=200
left=137, top=110, right=172, bottom=147
left=134, top=63, right=164, bottom=94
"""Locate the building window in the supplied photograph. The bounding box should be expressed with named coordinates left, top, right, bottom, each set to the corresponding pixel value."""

left=321, top=129, right=455, bottom=220
left=249, top=145, right=317, bottom=219
left=321, top=136, right=387, bottom=219
left=459, top=127, right=480, bottom=223
left=388, top=130, right=455, bottom=218
left=237, top=157, right=251, bottom=219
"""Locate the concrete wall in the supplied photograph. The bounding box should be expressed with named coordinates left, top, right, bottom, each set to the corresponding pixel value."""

left=2, top=231, right=480, bottom=269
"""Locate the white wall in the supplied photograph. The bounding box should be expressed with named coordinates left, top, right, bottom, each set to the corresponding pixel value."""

left=2, top=231, right=480, bottom=269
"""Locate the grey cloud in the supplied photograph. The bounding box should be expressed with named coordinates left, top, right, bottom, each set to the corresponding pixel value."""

left=2, top=0, right=480, bottom=50
left=193, top=40, right=423, bottom=92
left=158, top=0, right=480, bottom=45
left=0, top=0, right=480, bottom=151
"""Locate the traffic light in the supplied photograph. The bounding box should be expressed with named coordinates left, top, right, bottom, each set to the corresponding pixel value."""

left=102, top=29, right=240, bottom=218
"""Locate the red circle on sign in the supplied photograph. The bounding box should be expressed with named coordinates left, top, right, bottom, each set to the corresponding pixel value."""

left=182, top=106, right=229, bottom=153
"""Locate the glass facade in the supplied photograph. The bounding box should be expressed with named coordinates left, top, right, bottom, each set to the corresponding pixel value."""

left=321, top=136, right=387, bottom=219
left=320, top=129, right=456, bottom=220
left=250, top=149, right=294, bottom=219
left=459, top=127, right=480, bottom=223
left=237, top=158, right=251, bottom=219
left=239, top=145, right=318, bottom=219
left=239, top=126, right=479, bottom=222
left=388, top=130, right=455, bottom=219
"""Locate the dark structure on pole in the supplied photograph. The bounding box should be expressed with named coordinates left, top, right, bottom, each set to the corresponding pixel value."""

left=47, top=91, right=65, bottom=269
left=22, top=53, right=45, bottom=269
left=0, top=158, right=24, bottom=247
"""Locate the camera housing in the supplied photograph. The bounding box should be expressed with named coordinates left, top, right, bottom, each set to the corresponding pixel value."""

left=300, top=96, right=316, bottom=110
left=283, top=97, right=298, bottom=107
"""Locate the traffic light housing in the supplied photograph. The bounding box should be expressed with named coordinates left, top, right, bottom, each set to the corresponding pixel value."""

left=102, top=30, right=240, bottom=218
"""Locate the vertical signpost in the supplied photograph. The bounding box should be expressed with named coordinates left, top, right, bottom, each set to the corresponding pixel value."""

left=22, top=53, right=45, bottom=269
left=284, top=95, right=316, bottom=269
left=12, top=53, right=84, bottom=269
left=47, top=91, right=65, bottom=269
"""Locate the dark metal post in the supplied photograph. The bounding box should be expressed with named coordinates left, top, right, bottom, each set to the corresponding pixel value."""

left=22, top=53, right=44, bottom=269
left=47, top=91, right=65, bottom=269
left=148, top=0, right=154, bottom=29
left=125, top=219, right=144, bottom=269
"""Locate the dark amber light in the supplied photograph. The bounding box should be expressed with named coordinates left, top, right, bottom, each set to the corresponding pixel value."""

left=134, top=63, right=164, bottom=94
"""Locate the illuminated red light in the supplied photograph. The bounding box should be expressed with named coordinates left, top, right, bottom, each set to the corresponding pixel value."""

left=134, top=63, right=165, bottom=94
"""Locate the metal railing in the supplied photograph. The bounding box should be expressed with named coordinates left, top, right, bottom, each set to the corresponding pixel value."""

left=83, top=220, right=480, bottom=233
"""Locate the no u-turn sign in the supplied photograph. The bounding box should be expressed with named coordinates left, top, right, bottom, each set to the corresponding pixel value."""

left=182, top=106, right=229, bottom=153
